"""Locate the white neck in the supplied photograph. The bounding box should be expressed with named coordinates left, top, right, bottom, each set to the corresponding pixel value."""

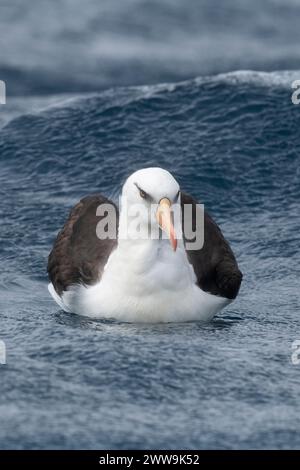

left=106, top=212, right=193, bottom=295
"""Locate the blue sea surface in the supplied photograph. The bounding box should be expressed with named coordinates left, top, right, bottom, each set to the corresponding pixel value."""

left=1, top=0, right=300, bottom=95
left=0, top=0, right=300, bottom=451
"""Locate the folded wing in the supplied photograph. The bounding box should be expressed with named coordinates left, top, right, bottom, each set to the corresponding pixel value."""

left=47, top=195, right=119, bottom=295
left=181, top=192, right=242, bottom=299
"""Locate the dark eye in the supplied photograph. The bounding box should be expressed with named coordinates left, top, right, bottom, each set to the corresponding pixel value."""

left=139, top=189, right=147, bottom=199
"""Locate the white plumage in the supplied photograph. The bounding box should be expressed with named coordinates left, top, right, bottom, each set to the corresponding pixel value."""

left=48, top=168, right=240, bottom=322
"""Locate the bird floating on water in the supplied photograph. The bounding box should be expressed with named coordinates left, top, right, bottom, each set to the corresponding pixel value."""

left=48, top=167, right=242, bottom=322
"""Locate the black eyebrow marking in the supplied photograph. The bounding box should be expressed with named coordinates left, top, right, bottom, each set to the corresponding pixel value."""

left=134, top=182, right=153, bottom=201
left=174, top=190, right=180, bottom=201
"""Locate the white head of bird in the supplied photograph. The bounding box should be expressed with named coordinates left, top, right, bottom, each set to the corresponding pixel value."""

left=119, top=167, right=182, bottom=250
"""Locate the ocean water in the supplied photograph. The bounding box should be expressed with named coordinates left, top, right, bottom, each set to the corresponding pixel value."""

left=1, top=70, right=300, bottom=449
left=1, top=0, right=300, bottom=95
left=1, top=0, right=300, bottom=451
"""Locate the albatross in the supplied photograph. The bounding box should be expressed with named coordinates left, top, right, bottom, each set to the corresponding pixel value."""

left=48, top=167, right=242, bottom=322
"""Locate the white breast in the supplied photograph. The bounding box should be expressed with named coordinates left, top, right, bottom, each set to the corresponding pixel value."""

left=54, top=238, right=230, bottom=323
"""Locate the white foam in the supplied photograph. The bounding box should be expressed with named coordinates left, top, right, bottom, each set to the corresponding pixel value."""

left=208, top=70, right=300, bottom=88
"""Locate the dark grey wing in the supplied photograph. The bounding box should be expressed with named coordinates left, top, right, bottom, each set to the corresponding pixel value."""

left=47, top=194, right=118, bottom=295
left=181, top=192, right=242, bottom=299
